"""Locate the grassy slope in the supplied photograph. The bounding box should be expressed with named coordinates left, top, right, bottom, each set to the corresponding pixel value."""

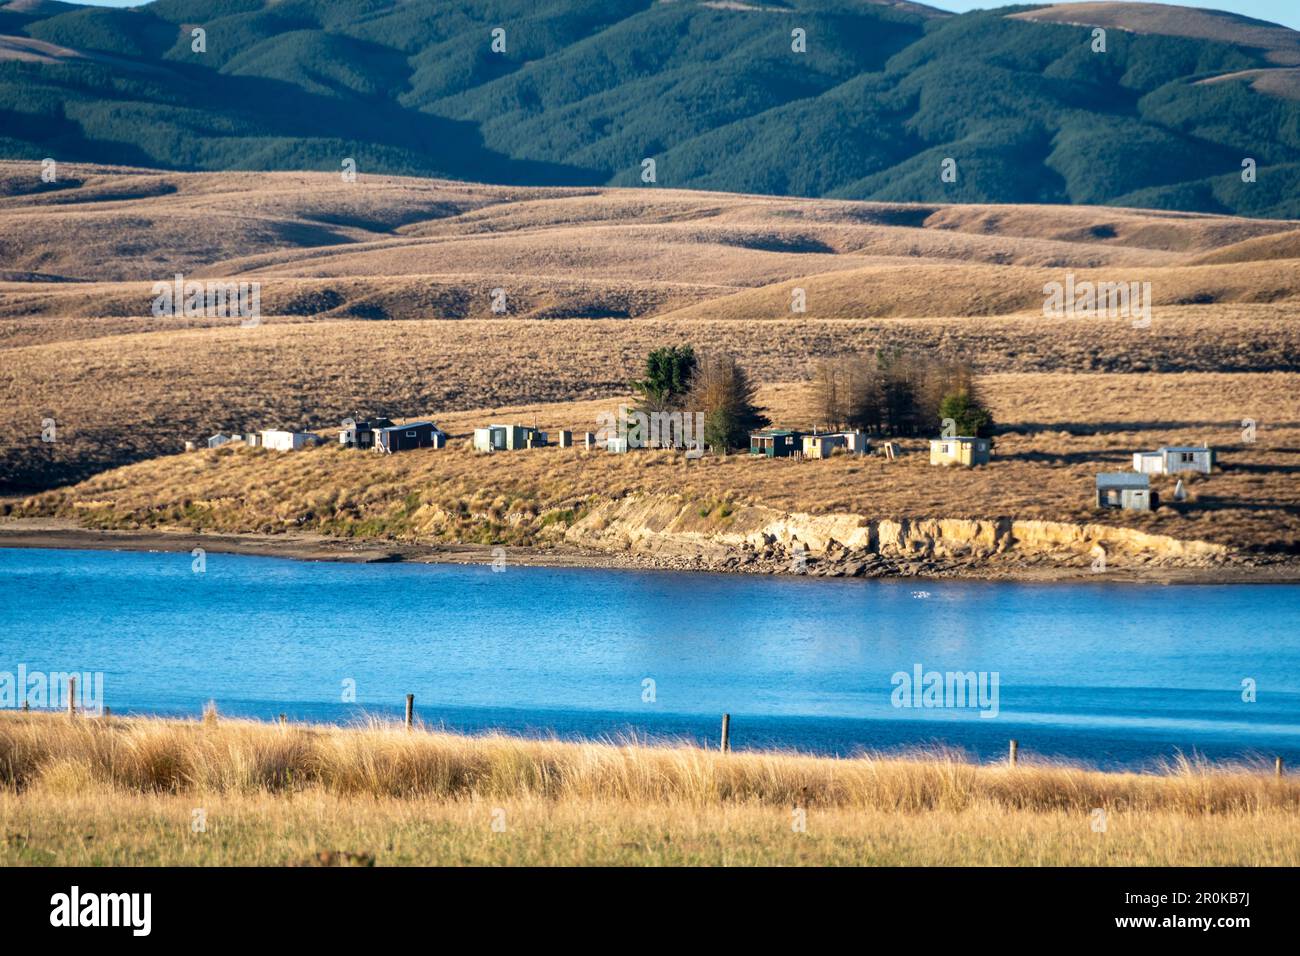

left=12, top=373, right=1300, bottom=558
left=1, top=3, right=1299, bottom=215
left=2, top=164, right=1299, bottom=499
left=2, top=167, right=1297, bottom=558
left=2, top=713, right=1297, bottom=865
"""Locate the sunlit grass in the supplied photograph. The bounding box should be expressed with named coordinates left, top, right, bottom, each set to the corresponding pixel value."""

left=2, top=713, right=1296, bottom=865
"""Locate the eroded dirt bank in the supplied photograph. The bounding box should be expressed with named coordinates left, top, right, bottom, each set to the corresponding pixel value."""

left=3, top=498, right=1296, bottom=584
left=558, top=495, right=1287, bottom=581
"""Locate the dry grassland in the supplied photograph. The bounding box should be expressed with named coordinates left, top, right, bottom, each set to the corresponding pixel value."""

left=1, top=713, right=1296, bottom=866
left=12, top=374, right=1298, bottom=557
left=3, top=312, right=1298, bottom=494
left=0, top=164, right=1297, bottom=562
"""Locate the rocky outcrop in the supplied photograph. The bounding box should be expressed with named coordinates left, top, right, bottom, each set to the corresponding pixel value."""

left=564, top=495, right=1228, bottom=577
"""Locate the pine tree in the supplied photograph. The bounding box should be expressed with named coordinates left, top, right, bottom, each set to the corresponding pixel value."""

left=688, top=354, right=768, bottom=451
left=632, top=345, right=697, bottom=414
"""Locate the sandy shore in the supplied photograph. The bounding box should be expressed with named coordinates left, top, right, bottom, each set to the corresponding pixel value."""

left=1, top=517, right=1297, bottom=584
left=0, top=517, right=622, bottom=569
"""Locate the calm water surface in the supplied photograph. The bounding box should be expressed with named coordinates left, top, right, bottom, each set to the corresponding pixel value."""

left=1, top=547, right=1298, bottom=769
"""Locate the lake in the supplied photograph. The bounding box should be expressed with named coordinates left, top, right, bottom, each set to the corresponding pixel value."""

left=1, top=546, right=1298, bottom=769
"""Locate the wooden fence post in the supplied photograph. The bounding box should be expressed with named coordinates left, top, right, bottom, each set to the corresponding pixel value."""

left=405, top=694, right=415, bottom=730
left=67, top=676, right=76, bottom=717
left=720, top=713, right=731, bottom=753
left=1277, top=756, right=1284, bottom=778
left=1009, top=739, right=1018, bottom=767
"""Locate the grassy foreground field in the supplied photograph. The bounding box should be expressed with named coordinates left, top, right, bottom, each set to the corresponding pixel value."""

left=1, top=713, right=1297, bottom=866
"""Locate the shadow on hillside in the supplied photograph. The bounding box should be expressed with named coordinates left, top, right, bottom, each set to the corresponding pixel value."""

left=1008, top=421, right=1300, bottom=434
left=304, top=201, right=474, bottom=233
left=162, top=65, right=607, bottom=187
left=0, top=107, right=161, bottom=172
left=5, top=58, right=606, bottom=188
left=997, top=451, right=1128, bottom=465
left=1180, top=498, right=1300, bottom=515
left=719, top=234, right=837, bottom=254
left=1220, top=462, right=1300, bottom=475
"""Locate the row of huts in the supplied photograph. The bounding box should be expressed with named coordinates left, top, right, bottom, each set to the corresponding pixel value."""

left=748, top=428, right=986, bottom=466
left=749, top=427, right=1218, bottom=513
left=748, top=428, right=874, bottom=459
left=201, top=430, right=320, bottom=452
left=201, top=418, right=447, bottom=454
left=200, top=419, right=572, bottom=455
left=196, top=415, right=1217, bottom=515
left=339, top=418, right=446, bottom=452
left=1094, top=444, right=1215, bottom=511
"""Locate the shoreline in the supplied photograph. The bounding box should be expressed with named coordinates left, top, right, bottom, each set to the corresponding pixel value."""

left=2, top=517, right=1298, bottom=584
left=0, top=518, right=627, bottom=569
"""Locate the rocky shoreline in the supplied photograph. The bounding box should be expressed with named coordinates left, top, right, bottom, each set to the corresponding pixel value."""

left=2, top=517, right=1296, bottom=584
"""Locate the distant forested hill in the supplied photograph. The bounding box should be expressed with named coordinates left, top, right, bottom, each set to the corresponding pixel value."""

left=0, top=0, right=1297, bottom=216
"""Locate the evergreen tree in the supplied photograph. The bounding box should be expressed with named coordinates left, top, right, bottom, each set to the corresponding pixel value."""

left=688, top=354, right=768, bottom=451
left=632, top=345, right=697, bottom=413
left=938, top=389, right=995, bottom=438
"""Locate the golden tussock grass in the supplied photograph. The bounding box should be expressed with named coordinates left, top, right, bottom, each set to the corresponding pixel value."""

left=2, top=165, right=1298, bottom=562
left=1, top=713, right=1297, bottom=865
left=14, top=371, right=1300, bottom=556
left=3, top=711, right=1290, bottom=810
left=2, top=162, right=1299, bottom=497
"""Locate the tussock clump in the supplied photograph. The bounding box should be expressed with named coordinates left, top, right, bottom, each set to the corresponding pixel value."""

left=1, top=713, right=1295, bottom=816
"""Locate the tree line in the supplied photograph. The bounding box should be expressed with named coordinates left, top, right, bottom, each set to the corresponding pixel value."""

left=631, top=345, right=769, bottom=451
left=631, top=345, right=994, bottom=451
left=809, top=350, right=994, bottom=438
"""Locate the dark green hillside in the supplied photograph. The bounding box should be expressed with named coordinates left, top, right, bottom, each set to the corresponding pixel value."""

left=25, top=5, right=179, bottom=58
left=0, top=0, right=1296, bottom=216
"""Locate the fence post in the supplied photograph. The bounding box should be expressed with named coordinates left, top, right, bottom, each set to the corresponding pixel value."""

left=405, top=694, right=415, bottom=730
left=720, top=713, right=731, bottom=753
left=67, top=676, right=76, bottom=717
left=1009, top=739, right=1018, bottom=767
left=1277, top=756, right=1284, bottom=778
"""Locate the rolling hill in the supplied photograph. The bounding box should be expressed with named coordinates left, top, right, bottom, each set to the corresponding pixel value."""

left=1, top=161, right=1298, bottom=501
left=0, top=0, right=1297, bottom=216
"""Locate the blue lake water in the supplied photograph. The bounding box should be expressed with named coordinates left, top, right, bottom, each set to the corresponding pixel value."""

left=1, top=546, right=1298, bottom=769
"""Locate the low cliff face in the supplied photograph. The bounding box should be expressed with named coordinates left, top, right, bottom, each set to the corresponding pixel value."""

left=563, top=496, right=1228, bottom=576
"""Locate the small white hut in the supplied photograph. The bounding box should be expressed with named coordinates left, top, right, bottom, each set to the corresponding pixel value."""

left=1133, top=445, right=1213, bottom=475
